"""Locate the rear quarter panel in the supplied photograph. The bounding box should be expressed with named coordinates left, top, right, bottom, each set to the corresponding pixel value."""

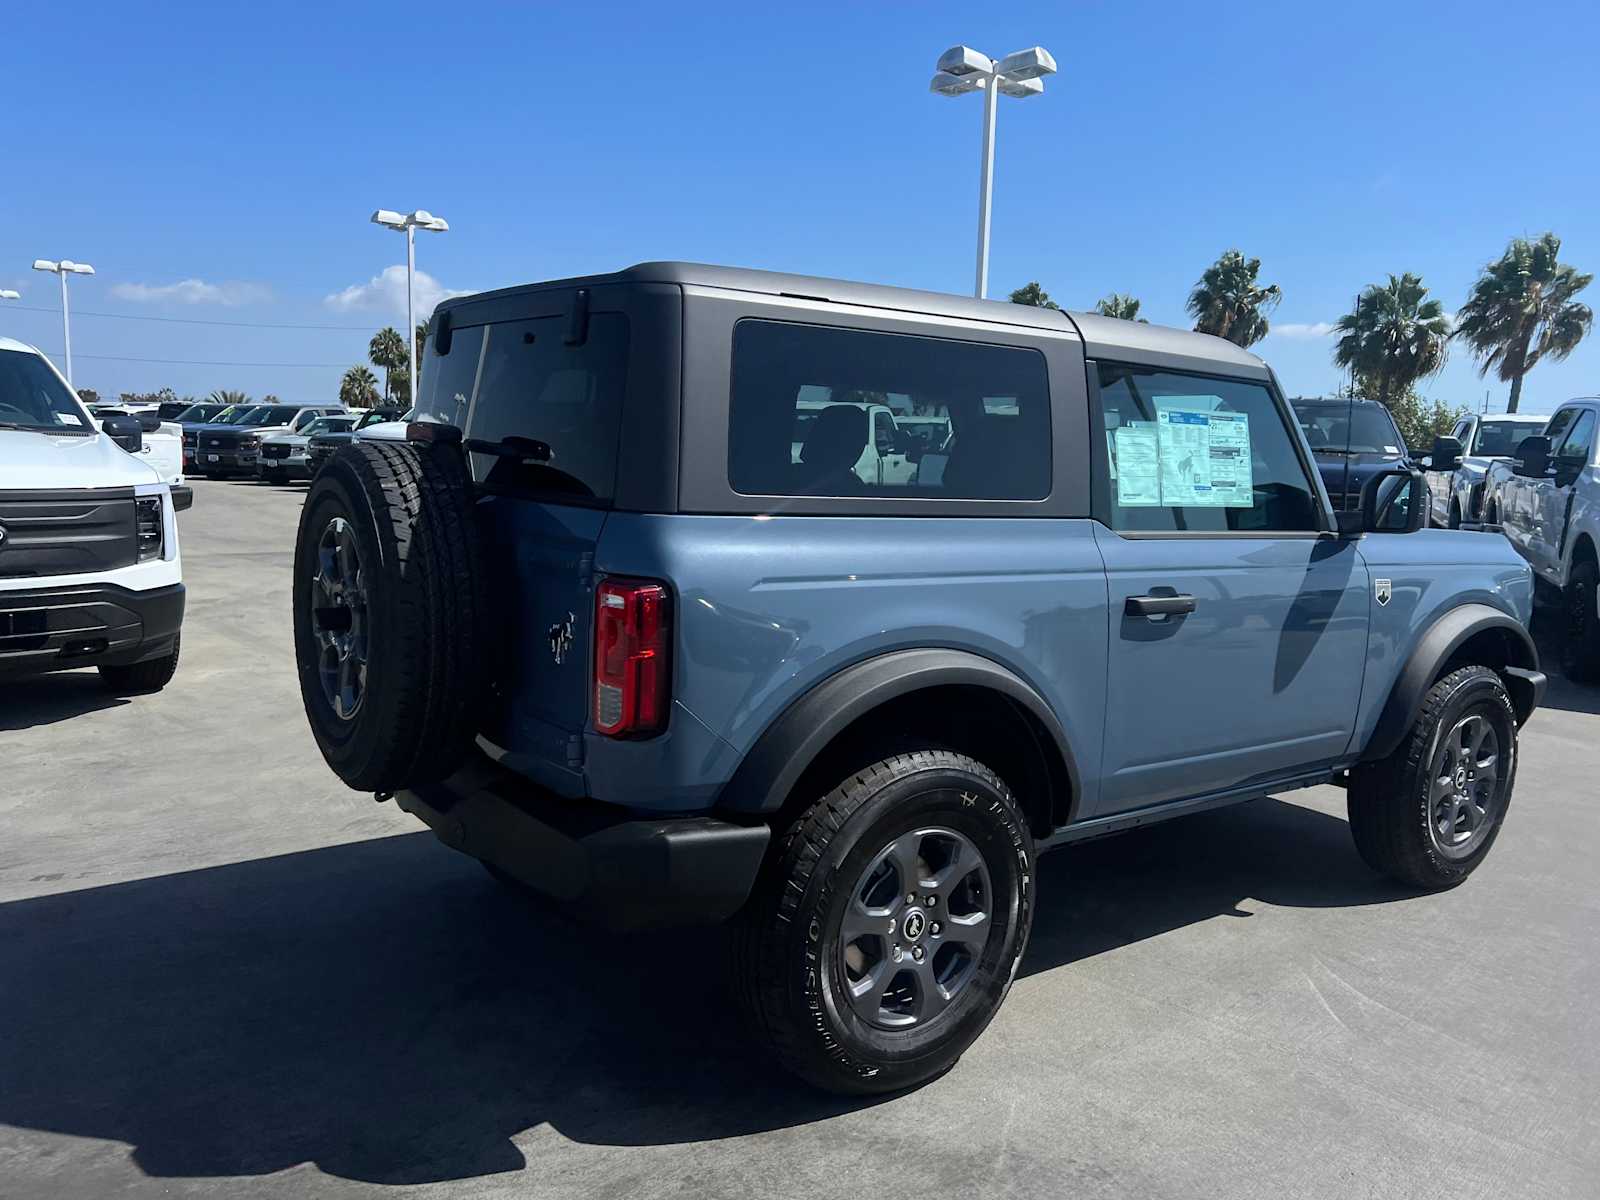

left=590, top=513, right=1111, bottom=814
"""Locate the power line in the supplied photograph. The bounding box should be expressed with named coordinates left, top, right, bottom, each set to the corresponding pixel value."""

left=6, top=303, right=374, bottom=332
left=36, top=349, right=351, bottom=368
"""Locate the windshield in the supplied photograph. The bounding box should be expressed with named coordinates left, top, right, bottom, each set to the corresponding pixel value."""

left=241, top=406, right=292, bottom=426
left=1293, top=403, right=1405, bottom=454
left=0, top=349, right=94, bottom=435
left=176, top=403, right=226, bottom=422
left=1474, top=420, right=1536, bottom=457
left=304, top=417, right=354, bottom=436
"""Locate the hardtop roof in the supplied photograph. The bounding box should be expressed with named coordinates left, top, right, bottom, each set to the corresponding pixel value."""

left=436, top=261, right=1272, bottom=377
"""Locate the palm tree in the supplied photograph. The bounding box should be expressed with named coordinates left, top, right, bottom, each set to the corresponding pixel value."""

left=1332, top=273, right=1451, bottom=406
left=339, top=365, right=380, bottom=409
left=1454, top=233, right=1593, bottom=412
left=368, top=326, right=407, bottom=401
left=209, top=388, right=250, bottom=406
left=1187, top=250, right=1282, bottom=347
left=1095, top=293, right=1147, bottom=322
left=1008, top=281, right=1059, bottom=310
left=415, top=321, right=429, bottom=365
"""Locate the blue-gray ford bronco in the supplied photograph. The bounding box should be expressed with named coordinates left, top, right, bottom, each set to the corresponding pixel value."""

left=293, top=264, right=1545, bottom=1094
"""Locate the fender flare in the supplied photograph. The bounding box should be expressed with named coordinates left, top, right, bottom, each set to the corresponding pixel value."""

left=716, top=647, right=1081, bottom=819
left=1361, top=603, right=1543, bottom=763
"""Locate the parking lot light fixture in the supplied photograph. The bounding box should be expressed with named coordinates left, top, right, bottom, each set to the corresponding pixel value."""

left=370, top=209, right=449, bottom=408
left=930, top=44, right=1057, bottom=300
left=32, top=258, right=97, bottom=385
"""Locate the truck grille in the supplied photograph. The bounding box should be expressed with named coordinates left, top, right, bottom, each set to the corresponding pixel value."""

left=203, top=432, right=247, bottom=449
left=262, top=443, right=291, bottom=460
left=0, top=489, right=138, bottom=579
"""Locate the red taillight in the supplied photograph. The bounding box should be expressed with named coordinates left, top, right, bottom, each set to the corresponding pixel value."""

left=593, top=578, right=671, bottom=737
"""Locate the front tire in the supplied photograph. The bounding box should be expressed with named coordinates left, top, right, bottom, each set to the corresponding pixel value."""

left=99, top=636, right=180, bottom=694
left=1561, top=560, right=1600, bottom=682
left=1348, top=665, right=1517, bottom=889
left=735, top=750, right=1035, bottom=1095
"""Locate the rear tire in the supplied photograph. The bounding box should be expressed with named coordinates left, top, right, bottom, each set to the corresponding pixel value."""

left=293, top=440, right=487, bottom=792
left=99, top=636, right=180, bottom=694
left=1561, top=560, right=1600, bottom=682
left=1348, top=665, right=1517, bottom=889
left=734, top=750, right=1035, bottom=1095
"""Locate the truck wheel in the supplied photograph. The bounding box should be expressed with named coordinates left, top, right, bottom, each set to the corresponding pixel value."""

left=98, top=635, right=180, bottom=694
left=1348, top=665, right=1517, bottom=889
left=1448, top=499, right=1462, bottom=529
left=1561, top=560, right=1600, bottom=682
left=293, top=440, right=487, bottom=792
left=734, top=750, right=1035, bottom=1095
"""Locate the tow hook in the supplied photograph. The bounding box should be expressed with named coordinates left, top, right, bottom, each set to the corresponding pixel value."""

left=374, top=790, right=394, bottom=804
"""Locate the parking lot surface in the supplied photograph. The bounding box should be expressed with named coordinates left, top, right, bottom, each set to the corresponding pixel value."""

left=4, top=476, right=1599, bottom=1199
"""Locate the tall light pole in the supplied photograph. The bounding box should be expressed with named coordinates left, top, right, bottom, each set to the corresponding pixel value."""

left=930, top=45, right=1057, bottom=299
left=31, top=259, right=96, bottom=385
left=371, top=209, right=449, bottom=409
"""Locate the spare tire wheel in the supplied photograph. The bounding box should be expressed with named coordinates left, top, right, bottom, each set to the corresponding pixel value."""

left=294, top=439, right=487, bottom=792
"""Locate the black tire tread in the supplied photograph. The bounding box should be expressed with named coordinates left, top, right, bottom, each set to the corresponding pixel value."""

left=1348, top=664, right=1512, bottom=889
left=98, top=635, right=180, bottom=694
left=732, top=749, right=1022, bottom=1093
left=1561, top=560, right=1600, bottom=682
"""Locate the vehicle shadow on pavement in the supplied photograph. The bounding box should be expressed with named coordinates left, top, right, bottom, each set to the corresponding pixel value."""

left=1527, top=606, right=1600, bottom=714
left=0, top=799, right=1399, bottom=1187
left=0, top=672, right=130, bottom=731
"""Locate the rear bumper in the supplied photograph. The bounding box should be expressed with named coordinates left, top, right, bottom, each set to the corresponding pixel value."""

left=398, top=753, right=770, bottom=930
left=0, top=581, right=185, bottom=677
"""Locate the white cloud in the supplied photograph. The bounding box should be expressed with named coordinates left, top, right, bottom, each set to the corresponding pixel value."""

left=111, top=278, right=272, bottom=306
left=1271, top=321, right=1337, bottom=339
left=322, top=265, right=470, bottom=321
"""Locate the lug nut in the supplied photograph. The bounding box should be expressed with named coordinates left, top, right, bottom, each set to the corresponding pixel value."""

left=931, top=922, right=942, bottom=937
left=926, top=895, right=937, bottom=907
left=891, top=944, right=903, bottom=962
left=912, top=946, right=925, bottom=962
left=887, top=918, right=896, bottom=936
left=906, top=892, right=916, bottom=904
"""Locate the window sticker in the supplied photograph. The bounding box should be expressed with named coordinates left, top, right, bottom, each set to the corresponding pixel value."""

left=56, top=411, right=83, bottom=426
left=1157, top=408, right=1253, bottom=508
left=1113, top=422, right=1160, bottom=505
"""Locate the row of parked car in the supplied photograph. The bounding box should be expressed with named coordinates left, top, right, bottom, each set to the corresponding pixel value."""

left=1288, top=394, right=1600, bottom=679
left=91, top=399, right=411, bottom=483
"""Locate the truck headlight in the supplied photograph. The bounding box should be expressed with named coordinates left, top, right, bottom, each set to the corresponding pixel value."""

left=136, top=496, right=164, bottom=561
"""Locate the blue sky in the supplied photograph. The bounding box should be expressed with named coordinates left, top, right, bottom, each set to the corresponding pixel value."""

left=4, top=1, right=1598, bottom=415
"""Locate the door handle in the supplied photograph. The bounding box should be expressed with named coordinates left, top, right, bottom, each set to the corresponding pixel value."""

left=1125, top=593, right=1197, bottom=618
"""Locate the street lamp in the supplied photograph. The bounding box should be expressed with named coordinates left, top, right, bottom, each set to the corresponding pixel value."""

left=32, top=259, right=96, bottom=385
left=0, top=289, right=19, bottom=301
left=929, top=44, right=1057, bottom=299
left=371, top=209, right=449, bottom=409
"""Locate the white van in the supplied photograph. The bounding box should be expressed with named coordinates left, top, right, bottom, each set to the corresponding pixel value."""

left=0, top=338, right=188, bottom=691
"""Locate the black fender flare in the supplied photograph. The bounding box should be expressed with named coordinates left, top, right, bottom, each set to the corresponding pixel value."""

left=716, top=647, right=1081, bottom=820
left=1361, top=603, right=1544, bottom=763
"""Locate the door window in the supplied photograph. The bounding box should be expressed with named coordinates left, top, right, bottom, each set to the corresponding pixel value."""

left=1096, top=364, right=1320, bottom=532
left=1540, top=408, right=1579, bottom=451
left=727, top=319, right=1051, bottom=500
left=1555, top=410, right=1595, bottom=465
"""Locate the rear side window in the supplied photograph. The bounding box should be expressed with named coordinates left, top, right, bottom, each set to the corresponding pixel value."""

left=1098, top=364, right=1319, bottom=533
left=727, top=319, right=1051, bottom=500
left=417, top=313, right=629, bottom=504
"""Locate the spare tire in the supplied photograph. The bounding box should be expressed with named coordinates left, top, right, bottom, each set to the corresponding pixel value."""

left=293, top=439, right=487, bottom=792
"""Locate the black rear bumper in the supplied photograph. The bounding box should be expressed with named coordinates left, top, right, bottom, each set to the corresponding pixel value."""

left=0, top=581, right=184, bottom=677
left=398, top=754, right=770, bottom=930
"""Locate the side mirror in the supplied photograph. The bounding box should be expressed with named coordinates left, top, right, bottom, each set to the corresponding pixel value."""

left=1427, top=435, right=1463, bottom=473
left=1512, top=436, right=1550, bottom=478
left=1553, top=454, right=1586, bottom=488
left=1359, top=466, right=1427, bottom=534
left=101, top=414, right=143, bottom=454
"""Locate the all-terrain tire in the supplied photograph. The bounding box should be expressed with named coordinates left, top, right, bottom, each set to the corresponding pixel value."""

left=98, top=635, right=180, bottom=694
left=1348, top=665, right=1517, bottom=889
left=293, top=439, right=487, bottom=792
left=733, top=750, right=1035, bottom=1095
left=1560, top=559, right=1600, bottom=683
left=1448, top=499, right=1462, bottom=529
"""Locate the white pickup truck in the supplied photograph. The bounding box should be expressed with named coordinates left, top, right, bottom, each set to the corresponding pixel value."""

left=1424, top=411, right=1548, bottom=528
left=0, top=338, right=189, bottom=691
left=1482, top=398, right=1600, bottom=678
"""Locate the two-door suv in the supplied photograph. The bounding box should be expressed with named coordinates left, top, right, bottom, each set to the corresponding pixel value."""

left=293, top=264, right=1544, bottom=1094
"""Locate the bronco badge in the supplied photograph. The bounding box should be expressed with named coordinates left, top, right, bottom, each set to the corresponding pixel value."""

left=548, top=611, right=575, bottom=665
left=1375, top=578, right=1392, bottom=607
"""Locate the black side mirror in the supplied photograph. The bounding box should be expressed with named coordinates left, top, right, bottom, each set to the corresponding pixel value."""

left=1427, top=435, right=1463, bottom=473
left=1553, top=454, right=1586, bottom=488
left=1512, top=436, right=1551, bottom=478
left=1359, top=466, right=1427, bottom=534
left=101, top=414, right=142, bottom=454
